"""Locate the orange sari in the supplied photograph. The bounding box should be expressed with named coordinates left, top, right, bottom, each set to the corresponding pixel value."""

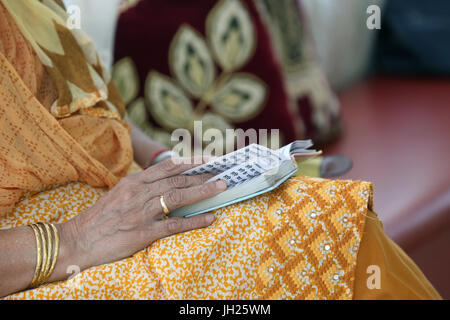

left=0, top=1, right=133, bottom=218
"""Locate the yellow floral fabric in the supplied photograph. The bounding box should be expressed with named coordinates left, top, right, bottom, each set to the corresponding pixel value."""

left=2, top=174, right=373, bottom=300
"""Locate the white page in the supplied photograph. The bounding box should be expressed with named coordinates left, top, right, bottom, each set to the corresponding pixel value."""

left=181, top=140, right=318, bottom=189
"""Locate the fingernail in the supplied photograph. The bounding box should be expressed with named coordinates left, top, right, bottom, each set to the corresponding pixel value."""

left=205, top=214, right=216, bottom=224
left=216, top=180, right=227, bottom=190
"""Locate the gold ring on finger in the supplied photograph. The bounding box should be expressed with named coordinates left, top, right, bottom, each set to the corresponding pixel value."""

left=160, top=195, right=170, bottom=215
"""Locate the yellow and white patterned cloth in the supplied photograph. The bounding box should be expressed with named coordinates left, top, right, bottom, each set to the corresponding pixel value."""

left=1, top=166, right=373, bottom=300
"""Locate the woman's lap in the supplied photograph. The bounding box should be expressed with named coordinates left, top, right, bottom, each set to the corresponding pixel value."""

left=3, top=176, right=373, bottom=299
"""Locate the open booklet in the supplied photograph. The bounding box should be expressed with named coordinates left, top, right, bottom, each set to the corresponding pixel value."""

left=169, top=140, right=322, bottom=218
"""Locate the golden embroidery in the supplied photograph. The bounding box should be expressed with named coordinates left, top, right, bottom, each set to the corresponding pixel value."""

left=126, top=98, right=146, bottom=129
left=114, top=0, right=267, bottom=148
left=145, top=71, right=195, bottom=131
left=112, top=57, right=140, bottom=105
left=169, top=25, right=216, bottom=98
left=207, top=0, right=256, bottom=72
left=210, top=72, right=267, bottom=123
left=256, top=178, right=373, bottom=300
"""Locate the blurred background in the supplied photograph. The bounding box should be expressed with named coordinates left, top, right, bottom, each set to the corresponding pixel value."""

left=64, top=0, right=450, bottom=298
left=307, top=0, right=450, bottom=299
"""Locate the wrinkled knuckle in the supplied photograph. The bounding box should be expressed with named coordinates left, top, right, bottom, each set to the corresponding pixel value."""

left=160, top=159, right=178, bottom=174
left=166, top=219, right=182, bottom=234
left=143, top=200, right=155, bottom=216
left=169, top=175, right=187, bottom=188
left=166, top=189, right=183, bottom=207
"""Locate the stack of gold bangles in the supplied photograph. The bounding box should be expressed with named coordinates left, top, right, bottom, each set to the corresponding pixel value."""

left=28, top=223, right=60, bottom=288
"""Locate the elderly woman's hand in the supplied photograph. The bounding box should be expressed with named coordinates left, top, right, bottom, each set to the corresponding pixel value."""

left=63, top=158, right=227, bottom=271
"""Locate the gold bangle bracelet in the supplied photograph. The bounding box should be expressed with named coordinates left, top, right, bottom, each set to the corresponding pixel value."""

left=46, top=223, right=60, bottom=281
left=42, top=223, right=53, bottom=281
left=29, top=224, right=43, bottom=289
left=36, top=224, right=48, bottom=285
left=28, top=223, right=60, bottom=289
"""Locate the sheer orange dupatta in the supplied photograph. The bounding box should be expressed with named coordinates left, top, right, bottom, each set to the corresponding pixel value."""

left=0, top=3, right=132, bottom=217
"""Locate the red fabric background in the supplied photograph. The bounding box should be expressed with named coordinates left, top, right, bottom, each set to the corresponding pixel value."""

left=114, top=0, right=301, bottom=142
